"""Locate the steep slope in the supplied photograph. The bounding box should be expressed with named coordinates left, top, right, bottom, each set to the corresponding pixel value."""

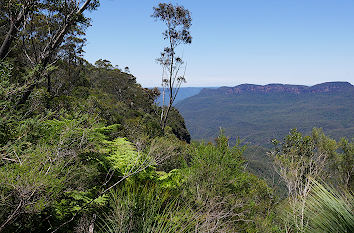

left=177, top=82, right=354, bottom=145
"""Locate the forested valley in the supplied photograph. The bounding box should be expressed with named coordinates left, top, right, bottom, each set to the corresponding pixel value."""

left=0, top=1, right=353, bottom=233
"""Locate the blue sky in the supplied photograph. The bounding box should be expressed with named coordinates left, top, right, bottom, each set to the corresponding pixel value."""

left=84, top=0, right=354, bottom=87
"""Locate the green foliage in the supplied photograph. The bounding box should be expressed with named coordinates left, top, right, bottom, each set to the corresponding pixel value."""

left=99, top=184, right=170, bottom=233
left=2, top=1, right=352, bottom=231
left=148, top=134, right=189, bottom=172
left=0, top=62, right=13, bottom=97
left=166, top=108, right=191, bottom=143
left=54, top=191, right=108, bottom=220
left=157, top=169, right=184, bottom=190
left=101, top=138, right=140, bottom=173
left=186, top=133, right=245, bottom=198
left=270, top=128, right=337, bottom=196
left=272, top=129, right=353, bottom=233
left=0, top=53, right=193, bottom=231
left=335, top=138, right=354, bottom=190
left=99, top=184, right=201, bottom=233
left=303, top=180, right=353, bottom=233
left=0, top=62, right=15, bottom=145
left=0, top=1, right=193, bottom=231
left=0, top=114, right=106, bottom=231
left=280, top=179, right=354, bottom=233
left=182, top=132, right=275, bottom=232
left=242, top=145, right=287, bottom=197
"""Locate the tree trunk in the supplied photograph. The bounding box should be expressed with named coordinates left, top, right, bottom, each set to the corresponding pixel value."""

left=47, top=73, right=51, bottom=94
left=16, top=83, right=36, bottom=108
left=0, top=8, right=26, bottom=59
left=16, top=0, right=93, bottom=107
left=0, top=21, right=16, bottom=59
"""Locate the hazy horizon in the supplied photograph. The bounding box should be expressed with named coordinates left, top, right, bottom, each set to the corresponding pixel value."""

left=147, top=80, right=353, bottom=88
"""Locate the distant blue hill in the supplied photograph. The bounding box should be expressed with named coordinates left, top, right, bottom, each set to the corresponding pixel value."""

left=176, top=81, right=354, bottom=146
left=154, top=87, right=217, bottom=106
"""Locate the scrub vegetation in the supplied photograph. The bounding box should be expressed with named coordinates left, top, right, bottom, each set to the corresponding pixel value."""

left=0, top=1, right=352, bottom=232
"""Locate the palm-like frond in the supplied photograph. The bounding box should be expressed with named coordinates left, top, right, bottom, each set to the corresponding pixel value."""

left=304, top=179, right=353, bottom=233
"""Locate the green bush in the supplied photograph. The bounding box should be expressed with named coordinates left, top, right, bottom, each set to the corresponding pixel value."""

left=182, top=132, right=275, bottom=232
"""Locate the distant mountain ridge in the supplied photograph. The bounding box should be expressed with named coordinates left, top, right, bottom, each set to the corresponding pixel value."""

left=155, top=87, right=216, bottom=105
left=177, top=81, right=354, bottom=145
left=200, top=82, right=353, bottom=96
